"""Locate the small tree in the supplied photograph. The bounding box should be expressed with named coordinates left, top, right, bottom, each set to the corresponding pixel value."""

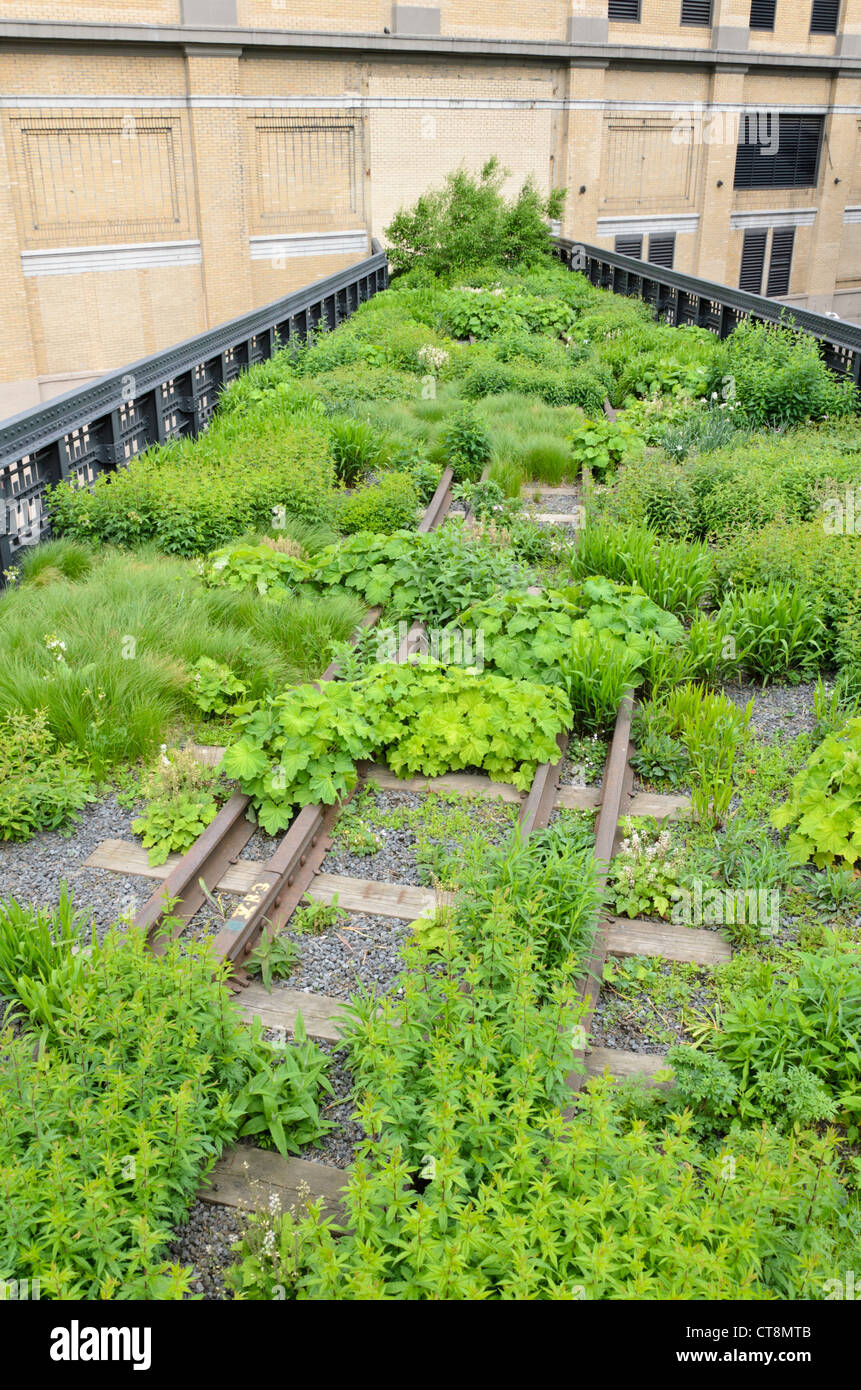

left=385, top=157, right=565, bottom=277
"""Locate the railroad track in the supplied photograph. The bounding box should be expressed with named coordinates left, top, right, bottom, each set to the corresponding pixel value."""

left=81, top=472, right=731, bottom=1228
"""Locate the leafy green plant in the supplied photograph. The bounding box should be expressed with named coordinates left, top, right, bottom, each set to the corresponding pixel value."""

left=221, top=662, right=570, bottom=833
left=569, top=417, right=644, bottom=480
left=676, top=941, right=861, bottom=1131
left=0, top=708, right=93, bottom=841
left=338, top=471, right=419, bottom=534
left=132, top=790, right=220, bottom=866
left=707, top=318, right=858, bottom=428
left=202, top=542, right=310, bottom=594
left=570, top=522, right=713, bottom=617
left=717, top=582, right=825, bottom=684
left=610, top=820, right=685, bottom=919
left=385, top=156, right=565, bottom=278
left=246, top=932, right=301, bottom=991
left=291, top=894, right=346, bottom=935
left=442, top=407, right=492, bottom=483
left=191, top=656, right=252, bottom=717
left=0, top=914, right=330, bottom=1298
left=772, top=717, right=861, bottom=866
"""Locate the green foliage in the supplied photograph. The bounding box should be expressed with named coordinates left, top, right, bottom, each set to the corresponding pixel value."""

left=132, top=791, right=219, bottom=866
left=717, top=582, right=825, bottom=684
left=385, top=157, right=564, bottom=277
left=328, top=416, right=390, bottom=486
left=7, top=538, right=95, bottom=588
left=610, top=820, right=684, bottom=919
left=48, top=417, right=335, bottom=556
left=675, top=942, right=861, bottom=1131
left=0, top=708, right=93, bottom=840
left=232, top=1015, right=333, bottom=1159
left=570, top=522, right=713, bottom=617
left=338, top=471, right=419, bottom=535
left=708, top=318, right=858, bottom=428
left=0, top=915, right=330, bottom=1298
left=221, top=662, right=570, bottom=832
left=191, top=655, right=251, bottom=717
left=642, top=684, right=752, bottom=826
left=458, top=584, right=669, bottom=729
left=772, top=717, right=861, bottom=867
left=442, top=407, right=492, bottom=482
left=570, top=416, right=644, bottom=480
left=310, top=524, right=529, bottom=628
left=291, top=896, right=346, bottom=936
left=202, top=541, right=310, bottom=594
left=246, top=932, right=301, bottom=991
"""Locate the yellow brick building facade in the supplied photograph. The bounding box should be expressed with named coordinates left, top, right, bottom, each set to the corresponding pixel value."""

left=2, top=1, right=861, bottom=413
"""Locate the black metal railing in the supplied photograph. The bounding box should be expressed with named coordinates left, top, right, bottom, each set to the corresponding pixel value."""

left=0, top=241, right=388, bottom=576
left=554, top=236, right=861, bottom=387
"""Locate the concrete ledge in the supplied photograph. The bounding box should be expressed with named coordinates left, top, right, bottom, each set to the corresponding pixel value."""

left=0, top=20, right=858, bottom=74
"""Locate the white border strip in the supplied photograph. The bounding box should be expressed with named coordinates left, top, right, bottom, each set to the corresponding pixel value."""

left=2, top=94, right=859, bottom=115
left=730, top=208, right=817, bottom=230
left=250, top=230, right=369, bottom=259
left=22, top=239, right=202, bottom=276
left=597, top=213, right=699, bottom=237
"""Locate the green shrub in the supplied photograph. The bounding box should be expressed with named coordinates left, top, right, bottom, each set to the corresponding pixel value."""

left=0, top=708, right=93, bottom=840
left=338, top=471, right=420, bottom=535
left=441, top=408, right=493, bottom=482
left=712, top=519, right=861, bottom=669
left=0, top=916, right=330, bottom=1299
left=674, top=943, right=861, bottom=1131
left=772, top=716, right=861, bottom=867
left=385, top=156, right=565, bottom=277
left=570, top=416, right=644, bottom=480
left=707, top=318, right=858, bottom=427
left=328, top=416, right=390, bottom=485
left=48, top=418, right=336, bottom=556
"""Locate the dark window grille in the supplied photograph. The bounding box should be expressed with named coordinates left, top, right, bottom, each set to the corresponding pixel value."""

left=615, top=234, right=644, bottom=257
left=766, top=227, right=795, bottom=296
left=681, top=0, right=713, bottom=24
left=750, top=0, right=777, bottom=28
left=810, top=0, right=840, bottom=34
left=739, top=229, right=767, bottom=293
left=734, top=114, right=823, bottom=189
left=609, top=0, right=641, bottom=18
left=648, top=234, right=676, bottom=269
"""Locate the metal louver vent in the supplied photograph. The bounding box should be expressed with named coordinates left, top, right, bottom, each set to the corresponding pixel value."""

left=615, top=234, right=644, bottom=257
left=766, top=227, right=795, bottom=296
left=739, top=229, right=767, bottom=293
left=681, top=0, right=713, bottom=25
left=750, top=0, right=777, bottom=29
left=648, top=234, right=676, bottom=269
left=734, top=115, right=823, bottom=189
left=609, top=0, right=641, bottom=19
left=810, top=0, right=840, bottom=34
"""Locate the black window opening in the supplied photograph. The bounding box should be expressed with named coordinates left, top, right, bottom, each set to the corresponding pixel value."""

left=647, top=234, right=676, bottom=269
left=738, top=227, right=795, bottom=297
left=609, top=0, right=641, bottom=18
left=615, top=234, right=644, bottom=257
left=681, top=0, right=713, bottom=25
left=810, top=0, right=840, bottom=34
left=734, top=114, right=823, bottom=189
left=766, top=227, right=795, bottom=296
left=750, top=0, right=777, bottom=29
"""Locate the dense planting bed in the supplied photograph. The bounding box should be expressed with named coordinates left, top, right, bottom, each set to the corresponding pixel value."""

left=2, top=166, right=861, bottom=1303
